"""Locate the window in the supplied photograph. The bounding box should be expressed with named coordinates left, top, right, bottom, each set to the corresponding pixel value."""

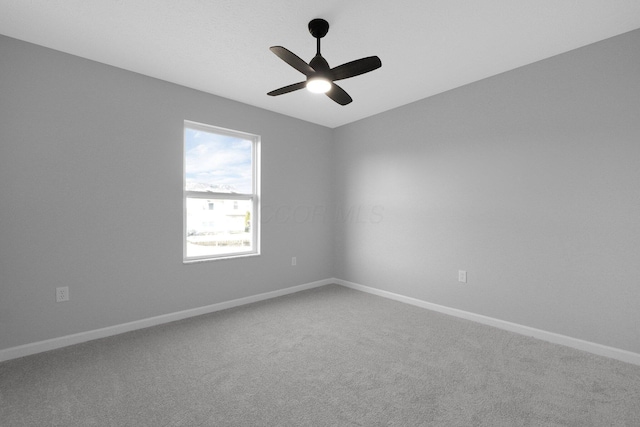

left=183, top=121, right=260, bottom=261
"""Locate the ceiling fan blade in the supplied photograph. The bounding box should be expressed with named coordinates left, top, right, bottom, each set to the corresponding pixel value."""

left=267, top=81, right=307, bottom=96
left=326, top=82, right=352, bottom=105
left=329, top=56, right=382, bottom=81
left=270, top=46, right=315, bottom=76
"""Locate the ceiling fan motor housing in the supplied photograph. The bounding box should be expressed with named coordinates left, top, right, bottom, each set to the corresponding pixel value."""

left=310, top=55, right=330, bottom=74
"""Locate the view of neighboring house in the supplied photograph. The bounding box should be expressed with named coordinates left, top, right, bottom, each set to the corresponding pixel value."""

left=186, top=197, right=250, bottom=235
left=185, top=182, right=252, bottom=257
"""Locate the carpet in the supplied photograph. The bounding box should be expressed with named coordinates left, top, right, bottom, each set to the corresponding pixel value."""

left=1, top=284, right=639, bottom=426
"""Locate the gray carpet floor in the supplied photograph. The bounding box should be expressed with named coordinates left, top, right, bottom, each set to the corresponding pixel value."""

left=1, top=284, right=640, bottom=426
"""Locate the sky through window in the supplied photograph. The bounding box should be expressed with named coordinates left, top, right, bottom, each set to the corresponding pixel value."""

left=184, top=127, right=253, bottom=194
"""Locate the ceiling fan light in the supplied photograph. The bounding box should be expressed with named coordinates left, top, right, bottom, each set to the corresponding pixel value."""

left=306, top=77, right=331, bottom=94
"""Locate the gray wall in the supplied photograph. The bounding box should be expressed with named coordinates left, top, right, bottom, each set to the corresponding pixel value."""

left=333, top=29, right=640, bottom=354
left=0, top=36, right=334, bottom=350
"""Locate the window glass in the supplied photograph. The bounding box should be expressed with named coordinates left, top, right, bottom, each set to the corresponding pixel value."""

left=184, top=121, right=259, bottom=261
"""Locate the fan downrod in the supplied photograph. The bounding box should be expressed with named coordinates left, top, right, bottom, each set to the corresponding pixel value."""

left=308, top=19, right=329, bottom=39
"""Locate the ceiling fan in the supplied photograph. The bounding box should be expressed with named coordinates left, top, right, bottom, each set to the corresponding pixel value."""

left=267, top=18, right=382, bottom=106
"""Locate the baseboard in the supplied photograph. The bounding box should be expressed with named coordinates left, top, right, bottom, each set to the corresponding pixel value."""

left=334, top=278, right=640, bottom=366
left=5, top=278, right=639, bottom=366
left=0, top=278, right=332, bottom=363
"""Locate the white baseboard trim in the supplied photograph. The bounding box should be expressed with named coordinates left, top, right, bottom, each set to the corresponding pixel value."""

left=334, top=278, right=640, bottom=366
left=0, top=279, right=332, bottom=363
left=5, top=278, right=639, bottom=366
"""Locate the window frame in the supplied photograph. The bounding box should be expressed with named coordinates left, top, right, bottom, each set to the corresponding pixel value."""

left=183, top=120, right=260, bottom=263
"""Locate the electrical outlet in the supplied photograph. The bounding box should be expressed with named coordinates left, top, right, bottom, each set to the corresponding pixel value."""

left=458, top=270, right=467, bottom=283
left=56, top=286, right=69, bottom=302
left=291, top=256, right=297, bottom=266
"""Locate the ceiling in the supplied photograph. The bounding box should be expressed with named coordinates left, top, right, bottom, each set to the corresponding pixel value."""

left=1, top=1, right=639, bottom=128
